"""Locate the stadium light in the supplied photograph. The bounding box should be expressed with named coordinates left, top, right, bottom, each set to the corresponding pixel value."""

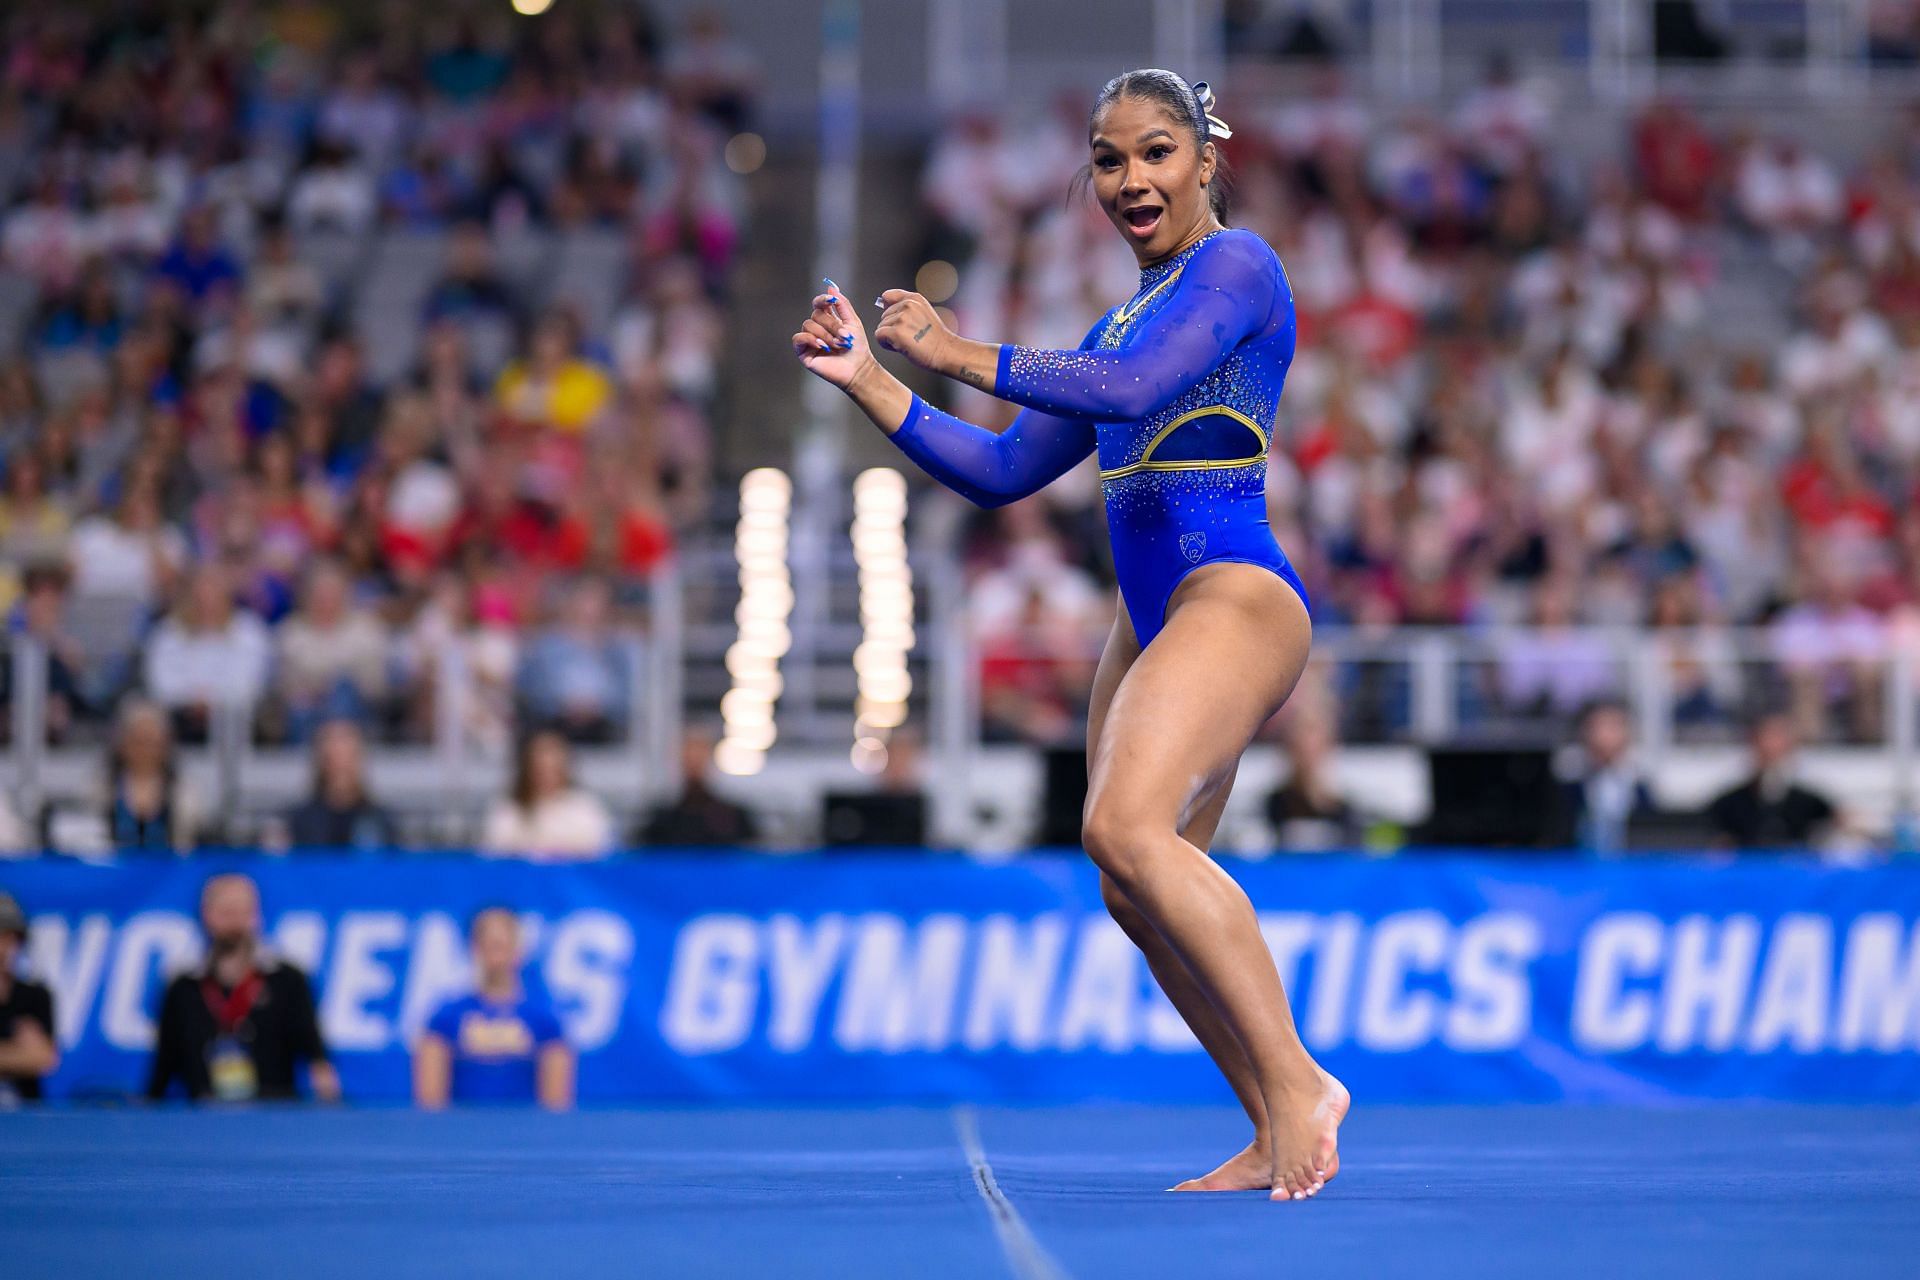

left=849, top=468, right=914, bottom=755
left=718, top=469, right=795, bottom=776
left=724, top=133, right=767, bottom=175
left=914, top=260, right=959, bottom=304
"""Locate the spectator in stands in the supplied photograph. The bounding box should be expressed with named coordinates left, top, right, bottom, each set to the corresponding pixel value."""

left=1772, top=561, right=1887, bottom=743
left=1704, top=712, right=1840, bottom=851
left=414, top=907, right=573, bottom=1111
left=317, top=50, right=411, bottom=173
left=493, top=309, right=612, bottom=436
left=66, top=482, right=188, bottom=608
left=148, top=874, right=339, bottom=1103
left=517, top=578, right=631, bottom=743
left=1646, top=573, right=1742, bottom=731
left=1267, top=704, right=1362, bottom=852
left=152, top=206, right=242, bottom=313
left=1450, top=51, right=1550, bottom=178
left=611, top=254, right=723, bottom=411
left=480, top=728, right=615, bottom=861
left=308, top=335, right=385, bottom=476
left=0, top=890, right=58, bottom=1104
left=665, top=8, right=759, bottom=133
left=93, top=698, right=205, bottom=855
left=6, top=565, right=91, bottom=741
left=1736, top=136, right=1843, bottom=259
left=2, top=175, right=90, bottom=291
left=273, top=720, right=396, bottom=853
left=422, top=222, right=522, bottom=373
left=394, top=570, right=521, bottom=750
left=246, top=217, right=327, bottom=343
left=0, top=451, right=73, bottom=593
left=1551, top=699, right=1657, bottom=854
left=285, top=140, right=378, bottom=237
left=1632, top=98, right=1717, bottom=222
left=273, top=560, right=390, bottom=742
left=1495, top=578, right=1622, bottom=720
left=410, top=321, right=490, bottom=455
left=639, top=107, right=746, bottom=288
left=142, top=564, right=271, bottom=743
left=641, top=729, right=754, bottom=847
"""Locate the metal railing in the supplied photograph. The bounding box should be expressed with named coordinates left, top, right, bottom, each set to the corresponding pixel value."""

left=7, top=555, right=1915, bottom=844
left=953, top=621, right=1920, bottom=805
left=1, top=562, right=686, bottom=844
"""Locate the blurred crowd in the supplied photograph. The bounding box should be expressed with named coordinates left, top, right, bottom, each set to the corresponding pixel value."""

left=924, top=60, right=1920, bottom=771
left=0, top=0, right=754, bottom=800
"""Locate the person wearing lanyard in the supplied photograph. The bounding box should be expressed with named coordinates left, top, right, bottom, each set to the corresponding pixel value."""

left=147, top=874, right=340, bottom=1103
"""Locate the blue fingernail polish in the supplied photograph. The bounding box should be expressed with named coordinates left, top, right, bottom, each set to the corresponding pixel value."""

left=840, top=334, right=854, bottom=348
left=822, top=277, right=839, bottom=294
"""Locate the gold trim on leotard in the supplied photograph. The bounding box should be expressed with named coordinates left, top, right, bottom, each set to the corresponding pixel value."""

left=1098, top=404, right=1269, bottom=482
left=1111, top=268, right=1184, bottom=327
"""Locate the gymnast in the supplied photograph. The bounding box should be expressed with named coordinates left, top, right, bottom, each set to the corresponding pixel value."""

left=792, top=68, right=1346, bottom=1201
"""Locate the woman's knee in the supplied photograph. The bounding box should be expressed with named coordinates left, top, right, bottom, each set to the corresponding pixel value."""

left=1082, top=798, right=1160, bottom=889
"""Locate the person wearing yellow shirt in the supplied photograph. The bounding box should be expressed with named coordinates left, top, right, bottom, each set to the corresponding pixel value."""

left=493, top=310, right=613, bottom=434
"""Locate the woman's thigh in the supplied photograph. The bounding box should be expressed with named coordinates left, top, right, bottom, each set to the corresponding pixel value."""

left=1087, top=564, right=1312, bottom=837
left=1085, top=606, right=1234, bottom=854
left=1086, top=604, right=1142, bottom=774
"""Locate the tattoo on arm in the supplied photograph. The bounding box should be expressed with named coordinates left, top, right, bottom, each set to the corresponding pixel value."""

left=913, top=323, right=932, bottom=343
left=960, top=369, right=986, bottom=389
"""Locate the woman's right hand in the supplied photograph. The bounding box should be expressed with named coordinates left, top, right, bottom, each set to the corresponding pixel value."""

left=792, top=285, right=873, bottom=391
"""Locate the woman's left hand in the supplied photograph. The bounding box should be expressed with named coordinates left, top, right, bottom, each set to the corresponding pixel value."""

left=872, top=290, right=953, bottom=372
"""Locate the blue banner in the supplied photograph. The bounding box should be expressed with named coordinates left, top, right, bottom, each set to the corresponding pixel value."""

left=3, top=853, right=1918, bottom=1103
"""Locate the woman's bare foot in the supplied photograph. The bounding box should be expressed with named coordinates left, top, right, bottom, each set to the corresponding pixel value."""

left=1170, top=1139, right=1270, bottom=1192
left=1267, top=1068, right=1349, bottom=1202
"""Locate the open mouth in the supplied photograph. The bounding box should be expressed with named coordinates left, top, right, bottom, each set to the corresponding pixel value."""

left=1122, top=205, right=1163, bottom=237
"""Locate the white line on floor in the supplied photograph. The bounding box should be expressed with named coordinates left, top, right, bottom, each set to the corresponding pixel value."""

left=951, top=1106, right=1071, bottom=1280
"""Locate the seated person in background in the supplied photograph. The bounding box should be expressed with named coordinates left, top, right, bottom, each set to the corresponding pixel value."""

left=640, top=729, right=754, bottom=847
left=272, top=560, right=389, bottom=742
left=148, top=874, right=340, bottom=1102
left=493, top=308, right=613, bottom=436
left=1704, top=712, right=1840, bottom=850
left=516, top=579, right=631, bottom=744
left=414, top=908, right=574, bottom=1111
left=1771, top=563, right=1886, bottom=743
left=1550, top=699, right=1657, bottom=854
left=480, top=728, right=615, bottom=861
left=1495, top=577, right=1622, bottom=721
left=0, top=891, right=58, bottom=1104
left=6, top=564, right=91, bottom=742
left=93, top=698, right=205, bottom=855
left=274, top=720, right=396, bottom=852
left=141, top=562, right=271, bottom=744
left=1266, top=705, right=1362, bottom=852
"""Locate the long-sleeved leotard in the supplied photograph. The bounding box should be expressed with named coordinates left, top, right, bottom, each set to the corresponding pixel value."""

left=890, top=227, right=1306, bottom=646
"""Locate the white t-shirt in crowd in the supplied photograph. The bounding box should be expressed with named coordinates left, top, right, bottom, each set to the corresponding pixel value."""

left=479, top=790, right=615, bottom=862
left=68, top=516, right=188, bottom=604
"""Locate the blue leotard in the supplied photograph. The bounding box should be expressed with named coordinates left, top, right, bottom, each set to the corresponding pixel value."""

left=888, top=227, right=1307, bottom=646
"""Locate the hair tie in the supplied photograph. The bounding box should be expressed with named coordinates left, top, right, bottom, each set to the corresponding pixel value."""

left=1192, top=81, right=1233, bottom=141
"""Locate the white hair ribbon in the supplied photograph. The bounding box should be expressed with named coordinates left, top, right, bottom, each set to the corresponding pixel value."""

left=1192, top=81, right=1233, bottom=141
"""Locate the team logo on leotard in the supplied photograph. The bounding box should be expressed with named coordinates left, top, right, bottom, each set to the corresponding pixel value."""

left=1180, top=532, right=1206, bottom=563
